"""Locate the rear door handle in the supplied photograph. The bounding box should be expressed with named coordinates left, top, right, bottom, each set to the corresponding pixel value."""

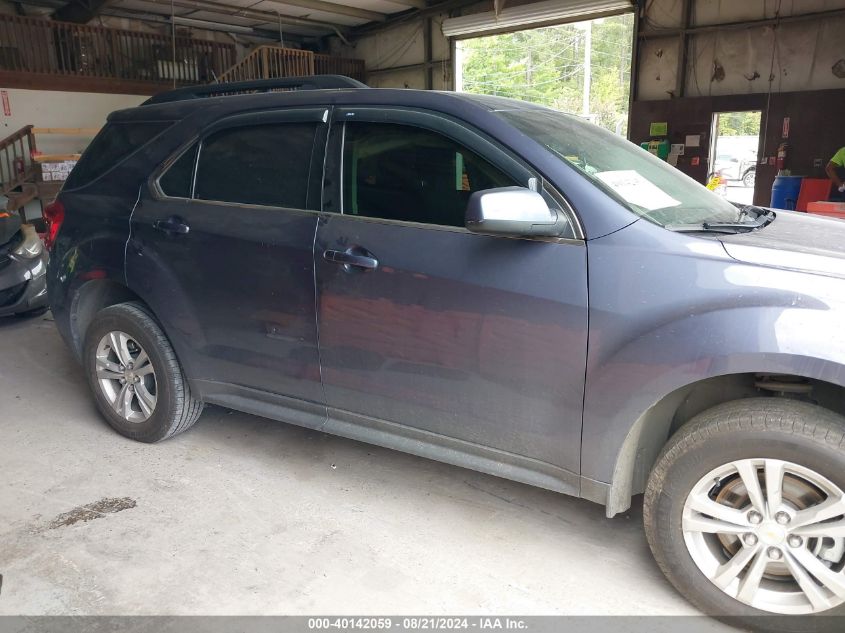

left=153, top=216, right=190, bottom=235
left=323, top=248, right=378, bottom=271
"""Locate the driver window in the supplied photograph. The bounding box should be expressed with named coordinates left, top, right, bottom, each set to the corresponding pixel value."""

left=342, top=122, right=517, bottom=227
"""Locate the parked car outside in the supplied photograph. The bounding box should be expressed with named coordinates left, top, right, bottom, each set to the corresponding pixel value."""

left=0, top=211, right=48, bottom=317
left=45, top=77, right=845, bottom=629
left=714, top=152, right=757, bottom=187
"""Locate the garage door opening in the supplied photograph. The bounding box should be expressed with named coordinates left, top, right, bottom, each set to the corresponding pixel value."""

left=708, top=111, right=762, bottom=205
left=454, top=13, right=634, bottom=136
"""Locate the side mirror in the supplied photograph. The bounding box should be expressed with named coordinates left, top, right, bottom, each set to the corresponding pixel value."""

left=465, top=187, right=561, bottom=237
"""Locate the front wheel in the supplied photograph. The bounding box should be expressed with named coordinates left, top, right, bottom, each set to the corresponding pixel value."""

left=644, top=398, right=845, bottom=629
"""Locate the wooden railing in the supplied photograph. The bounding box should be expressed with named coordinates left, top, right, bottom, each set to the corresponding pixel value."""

left=0, top=126, right=37, bottom=197
left=314, top=54, right=366, bottom=82
left=217, top=45, right=313, bottom=83
left=0, top=14, right=236, bottom=88
left=217, top=45, right=366, bottom=84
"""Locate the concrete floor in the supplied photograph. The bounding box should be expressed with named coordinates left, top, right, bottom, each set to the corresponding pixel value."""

left=0, top=313, right=722, bottom=618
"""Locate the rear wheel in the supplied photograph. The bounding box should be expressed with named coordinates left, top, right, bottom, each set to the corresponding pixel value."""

left=83, top=302, right=203, bottom=442
left=645, top=398, right=845, bottom=629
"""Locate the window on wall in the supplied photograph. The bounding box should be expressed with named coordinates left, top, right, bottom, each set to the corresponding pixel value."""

left=193, top=123, right=318, bottom=209
left=342, top=122, right=517, bottom=227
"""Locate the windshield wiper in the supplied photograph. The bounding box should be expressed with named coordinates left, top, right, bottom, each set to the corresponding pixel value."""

left=705, top=209, right=775, bottom=230
left=664, top=223, right=750, bottom=234
left=666, top=209, right=775, bottom=234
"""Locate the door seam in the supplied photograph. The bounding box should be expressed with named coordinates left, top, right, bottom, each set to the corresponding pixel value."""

left=124, top=184, right=142, bottom=286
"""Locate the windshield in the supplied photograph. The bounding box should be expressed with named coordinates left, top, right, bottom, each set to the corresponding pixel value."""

left=496, top=108, right=743, bottom=227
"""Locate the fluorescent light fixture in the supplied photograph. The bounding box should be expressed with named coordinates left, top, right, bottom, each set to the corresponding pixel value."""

left=171, top=15, right=258, bottom=34
left=441, top=0, right=632, bottom=38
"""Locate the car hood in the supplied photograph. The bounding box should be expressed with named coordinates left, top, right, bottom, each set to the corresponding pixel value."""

left=720, top=210, right=845, bottom=279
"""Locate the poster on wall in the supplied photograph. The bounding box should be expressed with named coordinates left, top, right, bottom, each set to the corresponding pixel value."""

left=1, top=91, right=10, bottom=117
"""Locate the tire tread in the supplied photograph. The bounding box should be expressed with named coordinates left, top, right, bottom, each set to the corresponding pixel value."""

left=644, top=397, right=845, bottom=624
left=85, top=301, right=202, bottom=442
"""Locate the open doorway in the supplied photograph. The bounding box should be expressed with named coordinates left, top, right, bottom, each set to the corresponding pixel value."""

left=454, top=13, right=634, bottom=136
left=709, top=111, right=762, bottom=205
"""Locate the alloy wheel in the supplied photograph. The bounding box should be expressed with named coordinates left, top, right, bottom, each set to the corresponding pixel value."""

left=683, top=458, right=845, bottom=614
left=95, top=331, right=157, bottom=423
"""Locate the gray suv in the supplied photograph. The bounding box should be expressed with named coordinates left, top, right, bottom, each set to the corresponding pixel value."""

left=45, top=77, right=845, bottom=627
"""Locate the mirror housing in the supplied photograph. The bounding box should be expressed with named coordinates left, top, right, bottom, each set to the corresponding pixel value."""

left=465, top=187, right=562, bottom=237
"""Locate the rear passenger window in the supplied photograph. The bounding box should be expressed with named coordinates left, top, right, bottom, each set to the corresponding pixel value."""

left=194, top=123, right=317, bottom=209
left=159, top=145, right=197, bottom=198
left=342, top=122, right=516, bottom=227
left=65, top=121, right=171, bottom=189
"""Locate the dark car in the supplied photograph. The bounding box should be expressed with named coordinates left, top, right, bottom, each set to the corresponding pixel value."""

left=0, top=211, right=48, bottom=317
left=46, top=76, right=845, bottom=626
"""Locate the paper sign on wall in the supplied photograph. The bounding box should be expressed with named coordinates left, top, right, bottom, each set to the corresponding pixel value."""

left=649, top=122, right=668, bottom=136
left=685, top=134, right=701, bottom=147
left=1, top=91, right=10, bottom=117
left=782, top=117, right=790, bottom=139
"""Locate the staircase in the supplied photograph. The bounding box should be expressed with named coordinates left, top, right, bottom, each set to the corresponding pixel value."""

left=1, top=126, right=96, bottom=219
left=0, top=126, right=39, bottom=216
left=216, top=45, right=365, bottom=84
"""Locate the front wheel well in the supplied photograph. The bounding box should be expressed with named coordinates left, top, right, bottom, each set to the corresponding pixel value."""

left=605, top=373, right=845, bottom=517
left=68, top=279, right=142, bottom=360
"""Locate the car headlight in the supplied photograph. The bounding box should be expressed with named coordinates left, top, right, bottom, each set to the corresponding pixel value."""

left=11, top=225, right=44, bottom=259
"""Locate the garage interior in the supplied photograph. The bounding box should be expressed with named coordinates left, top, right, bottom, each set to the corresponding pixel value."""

left=2, top=0, right=845, bottom=622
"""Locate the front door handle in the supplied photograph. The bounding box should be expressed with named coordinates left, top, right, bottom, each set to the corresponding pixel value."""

left=323, top=248, right=378, bottom=271
left=153, top=216, right=190, bottom=235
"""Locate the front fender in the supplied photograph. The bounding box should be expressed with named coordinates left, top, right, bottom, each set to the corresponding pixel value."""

left=580, top=220, right=845, bottom=514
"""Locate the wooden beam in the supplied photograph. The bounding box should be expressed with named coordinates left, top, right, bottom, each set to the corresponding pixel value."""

left=33, top=127, right=100, bottom=135
left=34, top=153, right=82, bottom=162
left=0, top=71, right=168, bottom=96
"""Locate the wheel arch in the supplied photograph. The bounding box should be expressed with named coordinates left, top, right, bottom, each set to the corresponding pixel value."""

left=603, top=368, right=845, bottom=518
left=68, top=278, right=142, bottom=360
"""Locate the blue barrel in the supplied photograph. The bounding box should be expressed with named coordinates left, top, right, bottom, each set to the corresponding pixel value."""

left=770, top=175, right=804, bottom=210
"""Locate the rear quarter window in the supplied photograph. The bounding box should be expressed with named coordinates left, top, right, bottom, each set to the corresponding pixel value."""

left=64, top=121, right=171, bottom=189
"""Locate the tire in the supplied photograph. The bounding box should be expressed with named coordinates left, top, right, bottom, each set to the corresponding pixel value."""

left=644, top=398, right=845, bottom=632
left=743, top=170, right=756, bottom=188
left=83, top=301, right=203, bottom=442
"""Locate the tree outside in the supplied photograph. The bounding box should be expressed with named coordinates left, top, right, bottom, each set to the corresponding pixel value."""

left=457, top=14, right=634, bottom=136
left=716, top=111, right=761, bottom=137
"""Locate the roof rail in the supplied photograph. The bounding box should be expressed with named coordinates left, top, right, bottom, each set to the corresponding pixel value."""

left=142, top=75, right=368, bottom=106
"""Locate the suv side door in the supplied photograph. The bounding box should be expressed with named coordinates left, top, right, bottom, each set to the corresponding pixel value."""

left=126, top=108, right=327, bottom=420
left=314, top=107, right=589, bottom=486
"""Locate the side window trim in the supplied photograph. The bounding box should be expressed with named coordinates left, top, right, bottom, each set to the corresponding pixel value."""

left=153, top=139, right=199, bottom=200
left=324, top=106, right=581, bottom=239
left=152, top=107, right=328, bottom=210
left=332, top=107, right=534, bottom=189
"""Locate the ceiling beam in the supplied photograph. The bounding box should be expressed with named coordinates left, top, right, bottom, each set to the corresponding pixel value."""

left=380, top=0, right=427, bottom=8
left=352, top=0, right=477, bottom=35
left=139, top=0, right=342, bottom=30
left=53, top=0, right=112, bottom=22
left=261, top=0, right=386, bottom=22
